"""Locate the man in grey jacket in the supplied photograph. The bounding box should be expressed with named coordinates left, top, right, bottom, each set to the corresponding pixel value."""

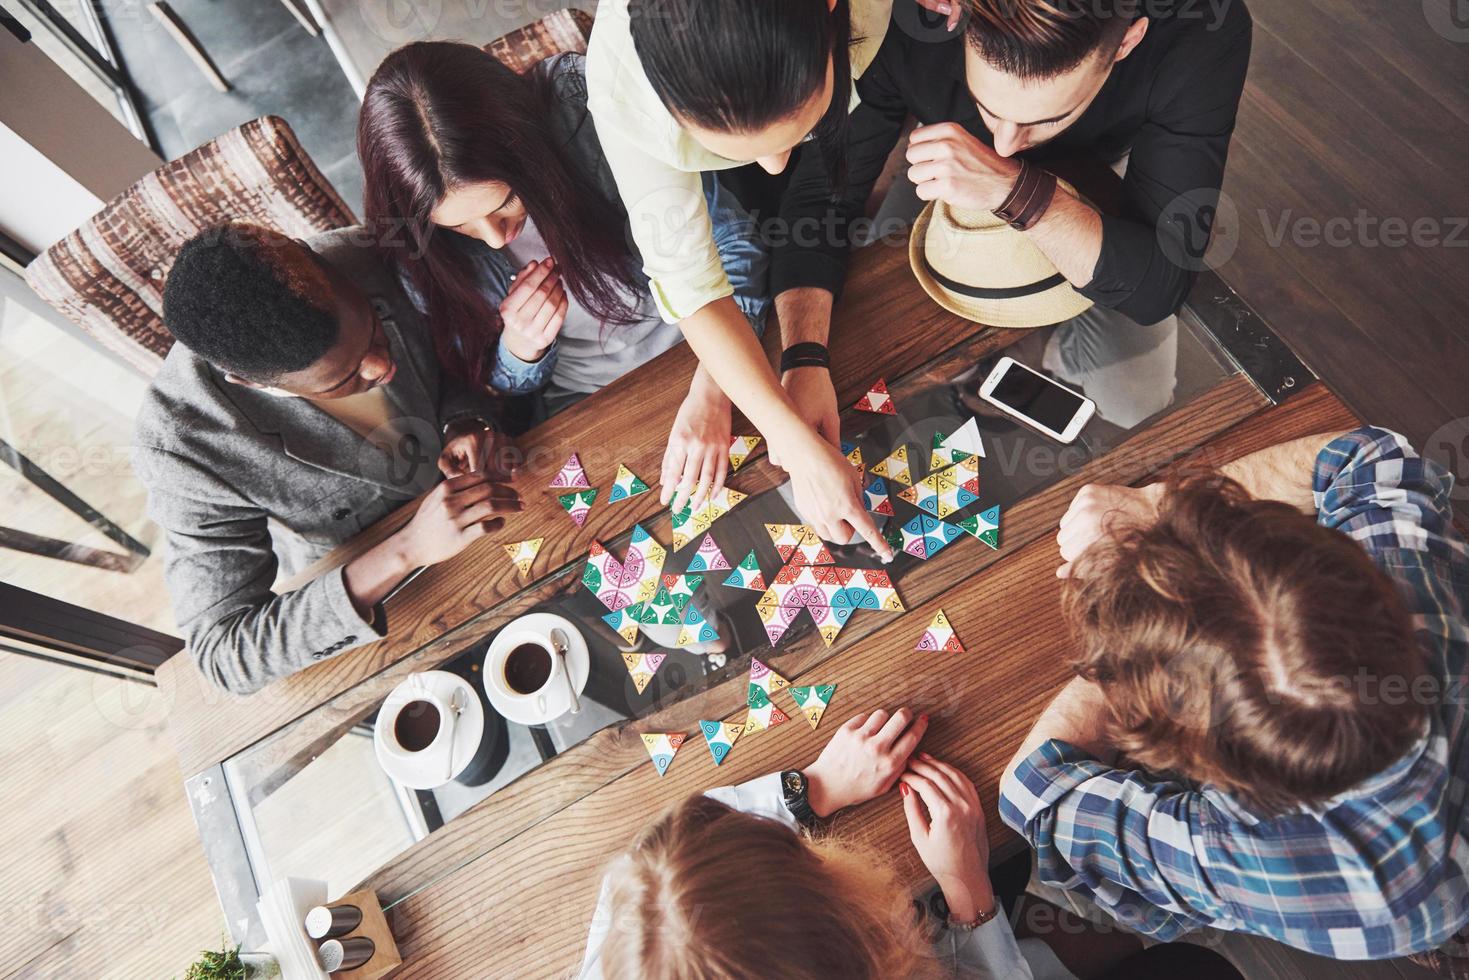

left=134, top=222, right=522, bottom=695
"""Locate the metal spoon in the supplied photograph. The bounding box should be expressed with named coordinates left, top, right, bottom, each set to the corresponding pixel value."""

left=551, top=628, right=580, bottom=715
left=443, top=687, right=465, bottom=781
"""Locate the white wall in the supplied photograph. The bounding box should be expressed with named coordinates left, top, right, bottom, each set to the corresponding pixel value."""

left=0, top=121, right=104, bottom=255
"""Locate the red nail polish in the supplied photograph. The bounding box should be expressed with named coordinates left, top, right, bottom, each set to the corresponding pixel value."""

left=920, top=713, right=929, bottom=723
left=900, top=783, right=910, bottom=797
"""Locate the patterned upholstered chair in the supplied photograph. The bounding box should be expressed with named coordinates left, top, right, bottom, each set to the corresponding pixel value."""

left=24, top=116, right=353, bottom=377
left=23, top=8, right=594, bottom=377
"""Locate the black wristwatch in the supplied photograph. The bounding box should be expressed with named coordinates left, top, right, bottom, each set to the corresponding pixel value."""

left=781, top=769, right=818, bottom=827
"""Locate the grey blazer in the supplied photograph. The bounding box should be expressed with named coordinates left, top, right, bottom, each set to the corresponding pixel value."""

left=133, top=227, right=498, bottom=695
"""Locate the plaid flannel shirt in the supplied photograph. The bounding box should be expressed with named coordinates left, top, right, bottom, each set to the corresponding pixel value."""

left=999, top=427, right=1469, bottom=960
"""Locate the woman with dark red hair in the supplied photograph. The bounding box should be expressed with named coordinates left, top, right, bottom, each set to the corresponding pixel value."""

left=357, top=42, right=769, bottom=511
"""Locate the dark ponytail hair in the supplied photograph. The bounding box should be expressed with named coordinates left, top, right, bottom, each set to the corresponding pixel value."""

left=358, top=42, right=644, bottom=383
left=629, top=0, right=854, bottom=185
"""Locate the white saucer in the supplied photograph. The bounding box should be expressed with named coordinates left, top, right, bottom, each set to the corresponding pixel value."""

left=373, top=670, right=484, bottom=790
left=482, top=613, right=590, bottom=726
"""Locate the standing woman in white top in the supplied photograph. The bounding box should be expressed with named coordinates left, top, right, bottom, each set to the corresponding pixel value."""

left=587, top=0, right=897, bottom=556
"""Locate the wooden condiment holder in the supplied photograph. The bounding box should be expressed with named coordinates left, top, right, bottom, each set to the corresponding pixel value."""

left=325, top=890, right=401, bottom=979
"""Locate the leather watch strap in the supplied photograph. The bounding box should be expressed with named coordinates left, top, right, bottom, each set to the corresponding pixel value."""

left=993, top=159, right=1059, bottom=232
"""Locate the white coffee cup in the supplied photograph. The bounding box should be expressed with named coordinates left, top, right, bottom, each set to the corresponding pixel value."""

left=485, top=629, right=566, bottom=720
left=380, top=678, right=452, bottom=765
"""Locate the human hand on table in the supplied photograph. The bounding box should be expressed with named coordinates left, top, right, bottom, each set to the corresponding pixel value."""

left=907, top=123, right=1022, bottom=211
left=777, top=430, right=894, bottom=559
left=804, top=707, right=929, bottom=818
left=499, top=258, right=568, bottom=363
left=438, top=422, right=516, bottom=479
left=396, top=473, right=523, bottom=567
left=660, top=375, right=733, bottom=515
left=771, top=368, right=841, bottom=465
left=900, top=752, right=997, bottom=923
left=1056, top=482, right=1164, bottom=578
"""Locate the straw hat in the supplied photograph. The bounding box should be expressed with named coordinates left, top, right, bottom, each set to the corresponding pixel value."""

left=909, top=181, right=1094, bottom=328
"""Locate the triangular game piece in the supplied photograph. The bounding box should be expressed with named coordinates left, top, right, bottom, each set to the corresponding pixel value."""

left=853, top=378, right=897, bottom=415
left=915, top=608, right=964, bottom=653
left=940, top=417, right=986, bottom=459
left=957, top=505, right=1002, bottom=549
left=742, top=703, right=790, bottom=736
left=608, top=463, right=651, bottom=503
left=788, top=683, right=836, bottom=730
left=502, top=538, right=543, bottom=577
left=549, top=452, right=591, bottom=489
left=764, top=523, right=834, bottom=566
left=640, top=731, right=685, bottom=776
left=729, top=435, right=763, bottom=474
left=841, top=440, right=865, bottom=475
left=675, top=603, right=720, bottom=647
left=623, top=651, right=667, bottom=695
left=582, top=524, right=667, bottom=613
left=897, top=457, right=980, bottom=518
left=863, top=474, right=894, bottom=516
left=559, top=488, right=598, bottom=527
left=671, top=487, right=748, bottom=550
left=898, top=513, right=964, bottom=560
left=699, top=720, right=743, bottom=766
left=723, top=550, right=767, bottom=591
left=685, top=533, right=732, bottom=572
left=871, top=445, right=913, bottom=486
left=746, top=657, right=792, bottom=724
left=602, top=605, right=644, bottom=644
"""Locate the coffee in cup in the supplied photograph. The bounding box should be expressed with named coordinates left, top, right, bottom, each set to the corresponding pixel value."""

left=393, top=699, right=441, bottom=752
left=503, top=641, right=553, bottom=695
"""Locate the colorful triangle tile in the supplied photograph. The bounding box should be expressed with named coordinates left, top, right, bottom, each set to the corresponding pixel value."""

left=549, top=452, right=591, bottom=489
left=863, top=474, right=894, bottom=516
left=941, top=417, right=986, bottom=458
left=623, top=651, right=667, bottom=695
left=871, top=445, right=913, bottom=486
left=915, top=608, right=965, bottom=653
left=607, top=463, right=651, bottom=503
left=699, top=720, right=743, bottom=766
left=957, top=505, right=1002, bottom=549
left=582, top=524, right=667, bottom=613
left=853, top=378, right=897, bottom=415
left=685, top=533, right=731, bottom=572
left=601, top=605, right=644, bottom=644
left=640, top=732, right=685, bottom=776
left=765, top=523, right=834, bottom=566
left=558, top=488, right=597, bottom=527
left=898, top=513, right=964, bottom=560
left=502, top=538, right=543, bottom=577
left=788, top=683, right=836, bottom=730
left=729, top=434, right=763, bottom=474
left=675, top=603, right=720, bottom=647
left=723, top=550, right=767, bottom=591
left=670, top=487, right=748, bottom=550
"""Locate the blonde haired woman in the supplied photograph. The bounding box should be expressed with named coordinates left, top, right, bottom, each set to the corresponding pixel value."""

left=578, top=707, right=1075, bottom=978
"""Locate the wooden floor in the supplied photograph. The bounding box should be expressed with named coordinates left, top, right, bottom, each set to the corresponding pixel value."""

left=0, top=654, right=222, bottom=978
left=4, top=0, right=1466, bottom=976
left=1222, top=0, right=1469, bottom=518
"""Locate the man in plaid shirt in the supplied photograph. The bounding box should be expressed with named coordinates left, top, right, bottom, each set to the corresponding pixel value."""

left=1000, top=426, right=1469, bottom=961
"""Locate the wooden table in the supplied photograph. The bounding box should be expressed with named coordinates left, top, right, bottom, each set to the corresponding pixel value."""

left=157, top=234, right=1357, bottom=977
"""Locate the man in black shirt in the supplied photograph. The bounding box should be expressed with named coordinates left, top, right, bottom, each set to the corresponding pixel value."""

left=772, top=0, right=1252, bottom=439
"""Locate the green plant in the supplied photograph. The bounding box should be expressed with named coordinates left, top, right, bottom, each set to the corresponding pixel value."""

left=182, top=940, right=247, bottom=980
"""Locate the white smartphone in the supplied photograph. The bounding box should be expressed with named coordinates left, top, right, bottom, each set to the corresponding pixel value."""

left=978, top=356, right=1095, bottom=443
